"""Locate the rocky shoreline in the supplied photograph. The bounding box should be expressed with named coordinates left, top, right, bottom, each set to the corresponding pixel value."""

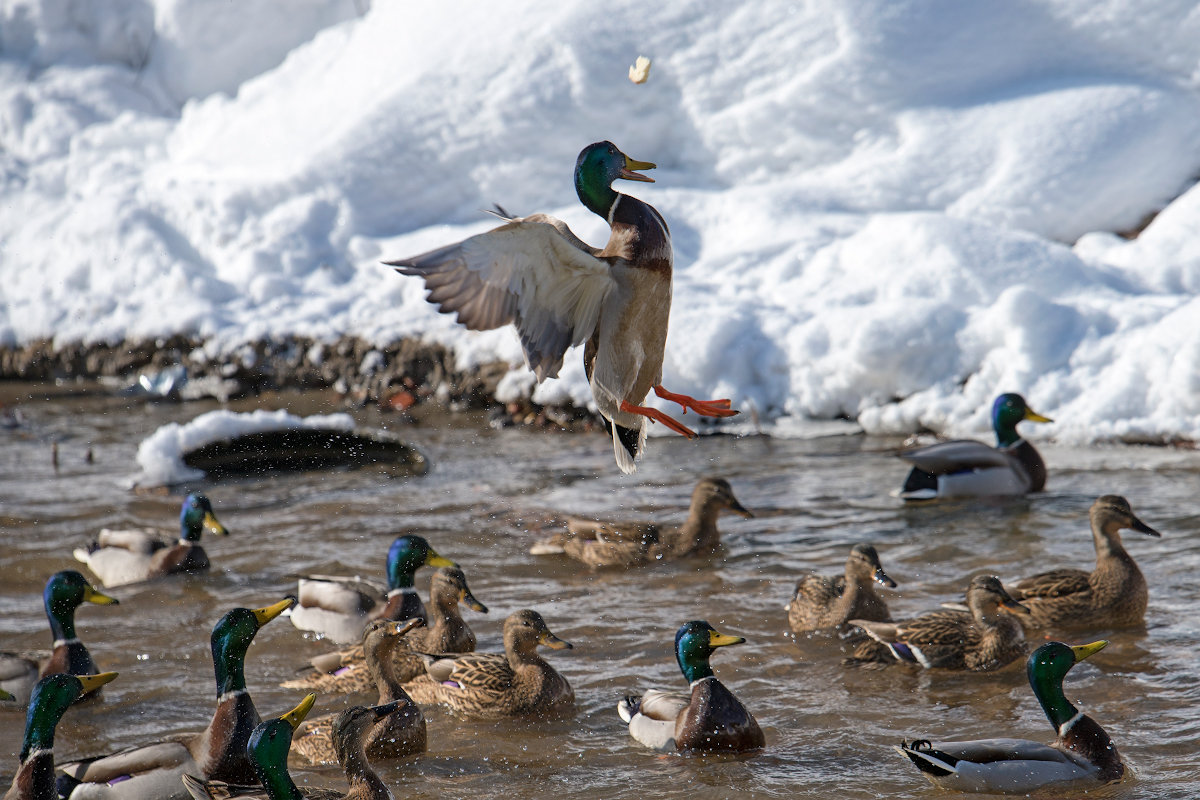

left=0, top=335, right=600, bottom=432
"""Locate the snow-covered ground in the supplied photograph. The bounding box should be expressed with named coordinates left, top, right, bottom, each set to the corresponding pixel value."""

left=3, top=0, right=1199, bottom=443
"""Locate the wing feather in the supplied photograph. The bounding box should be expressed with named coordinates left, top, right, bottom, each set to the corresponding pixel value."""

left=389, top=215, right=617, bottom=381
left=899, top=440, right=1016, bottom=473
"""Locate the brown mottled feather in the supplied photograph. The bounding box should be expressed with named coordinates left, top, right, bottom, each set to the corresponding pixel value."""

left=787, top=544, right=895, bottom=633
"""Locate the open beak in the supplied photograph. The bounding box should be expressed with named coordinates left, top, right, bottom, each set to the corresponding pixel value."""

left=75, top=671, right=119, bottom=694
left=708, top=630, right=746, bottom=648
left=619, top=154, right=656, bottom=183
left=204, top=512, right=229, bottom=537
left=1024, top=407, right=1053, bottom=424
left=253, top=597, right=296, bottom=627
left=1129, top=515, right=1162, bottom=538
left=873, top=567, right=898, bottom=589
left=461, top=589, right=488, bottom=614
left=83, top=585, right=120, bottom=605
left=1071, top=640, right=1109, bottom=663
left=539, top=631, right=573, bottom=650
left=280, top=693, right=317, bottom=729
left=386, top=618, right=424, bottom=636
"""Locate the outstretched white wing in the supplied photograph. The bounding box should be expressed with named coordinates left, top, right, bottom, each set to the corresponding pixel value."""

left=388, top=213, right=617, bottom=382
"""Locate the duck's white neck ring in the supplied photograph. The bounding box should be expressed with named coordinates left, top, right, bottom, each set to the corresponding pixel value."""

left=1058, top=710, right=1084, bottom=736
left=53, top=638, right=80, bottom=649
left=387, top=587, right=418, bottom=598
left=217, top=688, right=249, bottom=705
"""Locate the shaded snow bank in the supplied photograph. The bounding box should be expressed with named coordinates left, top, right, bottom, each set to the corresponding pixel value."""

left=2, top=0, right=1200, bottom=443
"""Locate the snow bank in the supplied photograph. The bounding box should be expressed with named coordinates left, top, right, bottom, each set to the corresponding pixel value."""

left=135, top=408, right=355, bottom=486
left=3, top=0, right=1200, bottom=442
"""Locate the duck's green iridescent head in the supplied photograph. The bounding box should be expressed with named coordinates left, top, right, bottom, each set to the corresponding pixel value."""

left=674, top=620, right=745, bottom=684
left=991, top=393, right=1052, bottom=447
left=21, top=672, right=118, bottom=761
left=43, top=570, right=118, bottom=642
left=210, top=598, right=293, bottom=696
left=386, top=535, right=456, bottom=591
left=574, top=141, right=655, bottom=218
left=1027, top=640, right=1106, bottom=730
left=247, top=694, right=315, bottom=800
left=181, top=493, right=228, bottom=542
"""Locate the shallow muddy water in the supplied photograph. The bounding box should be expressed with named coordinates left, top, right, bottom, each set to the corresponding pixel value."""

left=1, top=383, right=1199, bottom=799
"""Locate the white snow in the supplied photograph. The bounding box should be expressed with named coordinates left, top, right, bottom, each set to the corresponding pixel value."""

left=3, top=0, right=1200, bottom=443
left=135, top=408, right=355, bottom=486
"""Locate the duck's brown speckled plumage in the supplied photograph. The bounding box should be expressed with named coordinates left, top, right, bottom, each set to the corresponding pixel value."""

left=290, top=619, right=426, bottom=766
left=404, top=610, right=573, bottom=718
left=787, top=544, right=895, bottom=633
left=283, top=567, right=485, bottom=694
left=848, top=576, right=1027, bottom=671
left=1008, top=495, right=1161, bottom=629
left=530, top=478, right=753, bottom=568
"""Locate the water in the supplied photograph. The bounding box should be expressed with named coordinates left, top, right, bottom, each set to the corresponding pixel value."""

left=2, top=383, right=1199, bottom=799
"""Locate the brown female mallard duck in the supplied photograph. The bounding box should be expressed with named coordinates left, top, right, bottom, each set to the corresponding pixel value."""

left=289, top=535, right=456, bottom=644
left=1006, top=495, right=1161, bottom=629
left=847, top=576, right=1028, bottom=670
left=1, top=570, right=119, bottom=707
left=787, top=543, right=896, bottom=634
left=5, top=673, right=118, bottom=800
left=55, top=599, right=293, bottom=800
left=529, top=477, right=753, bottom=568
left=73, top=494, right=228, bottom=587
left=388, top=141, right=739, bottom=474
left=617, top=620, right=764, bottom=753
left=182, top=695, right=398, bottom=800
left=897, top=640, right=1122, bottom=792
left=285, top=566, right=487, bottom=693
left=404, top=609, right=573, bottom=718
left=289, top=619, right=426, bottom=766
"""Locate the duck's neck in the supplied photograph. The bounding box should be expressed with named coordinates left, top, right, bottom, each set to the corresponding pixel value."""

left=342, top=745, right=392, bottom=800
left=11, top=748, right=56, bottom=800
left=677, top=656, right=714, bottom=686
left=181, top=514, right=204, bottom=543
left=380, top=588, right=425, bottom=623
left=676, top=498, right=724, bottom=552
left=1091, top=518, right=1129, bottom=562
left=575, top=169, right=619, bottom=220
left=367, top=638, right=407, bottom=703
left=429, top=594, right=470, bottom=648
left=213, top=649, right=247, bottom=697
left=994, top=422, right=1021, bottom=448
left=1031, top=669, right=1078, bottom=733
left=43, top=594, right=77, bottom=644
left=256, top=760, right=304, bottom=800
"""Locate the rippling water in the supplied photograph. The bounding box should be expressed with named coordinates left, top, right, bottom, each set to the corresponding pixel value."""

left=2, top=383, right=1199, bottom=799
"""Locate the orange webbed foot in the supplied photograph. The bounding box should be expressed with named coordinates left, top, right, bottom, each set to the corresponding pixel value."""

left=618, top=400, right=697, bottom=439
left=652, top=386, right=740, bottom=418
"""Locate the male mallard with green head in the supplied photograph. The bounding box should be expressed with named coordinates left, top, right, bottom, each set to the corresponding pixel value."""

left=897, top=640, right=1123, bottom=792
left=289, top=535, right=456, bottom=644
left=898, top=393, right=1052, bottom=500
left=74, top=494, right=229, bottom=587
left=787, top=543, right=896, bottom=634
left=405, top=609, right=573, bottom=718
left=1007, top=495, right=1161, bottom=629
left=1, top=571, right=119, bottom=707
left=4, top=672, right=119, bottom=800
left=183, top=694, right=398, bottom=800
left=290, top=618, right=427, bottom=766
left=56, top=599, right=293, bottom=800
left=618, top=620, right=764, bottom=753
left=529, top=477, right=753, bottom=568
left=847, top=576, right=1028, bottom=671
left=388, top=141, right=738, bottom=474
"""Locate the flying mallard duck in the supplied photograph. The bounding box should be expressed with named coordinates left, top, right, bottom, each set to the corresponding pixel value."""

left=1006, top=495, right=1161, bottom=629
left=787, top=543, right=896, bottom=634
left=182, top=695, right=399, bottom=800
left=617, top=620, right=764, bottom=753
left=289, top=619, right=427, bottom=766
left=847, top=576, right=1028, bottom=671
left=286, top=566, right=487, bottom=692
left=897, top=640, right=1122, bottom=792
left=4, top=672, right=119, bottom=800
left=289, top=535, right=456, bottom=644
left=898, top=393, right=1053, bottom=500
left=404, top=609, right=573, bottom=718
left=56, top=599, right=293, bottom=800
left=73, top=494, right=229, bottom=587
left=0, top=570, right=119, bottom=707
left=529, top=477, right=753, bottom=568
left=387, top=141, right=739, bottom=474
